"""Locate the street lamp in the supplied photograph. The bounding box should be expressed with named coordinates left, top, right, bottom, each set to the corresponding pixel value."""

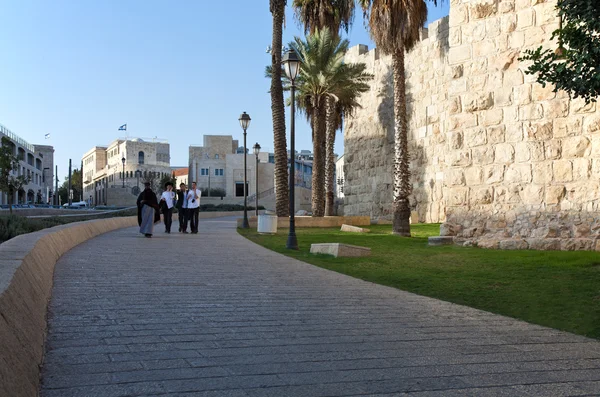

left=121, top=155, right=126, bottom=188
left=253, top=142, right=261, bottom=216
left=239, top=111, right=251, bottom=229
left=282, top=49, right=302, bottom=250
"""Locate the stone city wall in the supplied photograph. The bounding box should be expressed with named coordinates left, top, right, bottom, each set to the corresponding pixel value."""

left=344, top=0, right=600, bottom=250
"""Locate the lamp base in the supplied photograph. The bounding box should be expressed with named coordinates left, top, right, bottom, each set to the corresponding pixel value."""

left=286, top=232, right=298, bottom=250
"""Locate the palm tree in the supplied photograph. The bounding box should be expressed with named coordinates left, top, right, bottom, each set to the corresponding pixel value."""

left=359, top=0, right=432, bottom=236
left=291, top=29, right=372, bottom=216
left=292, top=0, right=356, bottom=215
left=270, top=0, right=289, bottom=217
left=293, top=0, right=354, bottom=37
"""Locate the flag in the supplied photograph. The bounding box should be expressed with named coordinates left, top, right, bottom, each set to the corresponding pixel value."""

left=118, top=124, right=127, bottom=131
left=44, top=133, right=50, bottom=139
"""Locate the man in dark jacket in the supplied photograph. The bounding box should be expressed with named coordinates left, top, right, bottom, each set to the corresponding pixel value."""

left=176, top=183, right=189, bottom=233
left=136, top=182, right=160, bottom=238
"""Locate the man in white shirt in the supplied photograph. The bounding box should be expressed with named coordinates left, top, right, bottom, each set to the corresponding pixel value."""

left=187, top=181, right=202, bottom=234
left=160, top=182, right=176, bottom=233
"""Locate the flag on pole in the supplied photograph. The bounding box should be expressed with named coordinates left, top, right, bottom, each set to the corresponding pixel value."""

left=44, top=133, right=50, bottom=139
left=118, top=124, right=127, bottom=131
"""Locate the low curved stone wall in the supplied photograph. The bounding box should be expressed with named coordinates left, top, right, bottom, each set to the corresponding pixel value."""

left=0, top=216, right=137, bottom=397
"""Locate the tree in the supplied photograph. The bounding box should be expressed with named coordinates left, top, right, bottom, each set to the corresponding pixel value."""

left=359, top=0, right=432, bottom=236
left=0, top=137, right=30, bottom=213
left=520, top=0, right=600, bottom=104
left=57, top=169, right=82, bottom=205
left=292, top=0, right=359, bottom=215
left=141, top=172, right=161, bottom=194
left=293, top=0, right=355, bottom=37
left=270, top=0, right=290, bottom=217
left=291, top=28, right=372, bottom=216
left=158, top=173, right=177, bottom=195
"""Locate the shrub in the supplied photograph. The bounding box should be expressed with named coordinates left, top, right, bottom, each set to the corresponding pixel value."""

left=199, top=188, right=226, bottom=197
left=0, top=208, right=138, bottom=244
left=198, top=204, right=265, bottom=212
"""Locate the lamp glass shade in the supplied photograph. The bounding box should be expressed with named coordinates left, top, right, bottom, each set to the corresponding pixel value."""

left=253, top=143, right=261, bottom=156
left=282, top=50, right=301, bottom=81
left=121, top=156, right=125, bottom=165
left=239, top=112, right=251, bottom=130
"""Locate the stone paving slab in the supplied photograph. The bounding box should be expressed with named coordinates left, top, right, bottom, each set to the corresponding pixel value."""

left=40, top=217, right=600, bottom=396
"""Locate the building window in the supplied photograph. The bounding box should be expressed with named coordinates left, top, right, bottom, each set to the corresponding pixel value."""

left=214, top=168, right=223, bottom=176
left=200, top=168, right=209, bottom=176
left=215, top=154, right=219, bottom=159
left=138, top=151, right=145, bottom=165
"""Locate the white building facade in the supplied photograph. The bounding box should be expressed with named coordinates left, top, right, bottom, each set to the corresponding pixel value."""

left=82, top=138, right=171, bottom=206
left=189, top=135, right=275, bottom=199
left=335, top=154, right=344, bottom=199
left=0, top=123, right=55, bottom=205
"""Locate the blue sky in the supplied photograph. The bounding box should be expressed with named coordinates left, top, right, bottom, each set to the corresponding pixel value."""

left=0, top=0, right=449, bottom=181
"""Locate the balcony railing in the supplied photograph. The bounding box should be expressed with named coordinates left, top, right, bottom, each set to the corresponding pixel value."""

left=0, top=123, right=35, bottom=152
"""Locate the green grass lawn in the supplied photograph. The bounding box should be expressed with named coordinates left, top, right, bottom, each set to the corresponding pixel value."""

left=238, top=224, right=600, bottom=339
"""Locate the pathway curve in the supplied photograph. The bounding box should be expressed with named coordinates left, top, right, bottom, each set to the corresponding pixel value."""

left=41, top=217, right=600, bottom=396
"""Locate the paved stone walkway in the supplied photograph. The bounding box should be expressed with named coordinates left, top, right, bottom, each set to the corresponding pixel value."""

left=41, top=217, right=600, bottom=396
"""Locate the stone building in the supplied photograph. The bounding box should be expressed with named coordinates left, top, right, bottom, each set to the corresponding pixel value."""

left=189, top=135, right=275, bottom=198
left=82, top=138, right=171, bottom=206
left=0, top=123, right=54, bottom=205
left=343, top=0, right=600, bottom=250
left=336, top=154, right=345, bottom=199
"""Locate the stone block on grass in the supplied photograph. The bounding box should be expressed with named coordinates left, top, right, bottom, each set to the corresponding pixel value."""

left=310, top=243, right=371, bottom=258
left=428, top=236, right=455, bottom=246
left=340, top=224, right=370, bottom=233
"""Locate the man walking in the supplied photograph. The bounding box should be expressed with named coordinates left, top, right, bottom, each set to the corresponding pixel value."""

left=187, top=181, right=201, bottom=234
left=160, top=182, right=176, bottom=233
left=177, top=183, right=189, bottom=233
left=136, top=182, right=160, bottom=238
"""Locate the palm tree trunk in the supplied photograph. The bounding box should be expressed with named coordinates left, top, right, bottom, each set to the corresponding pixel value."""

left=392, top=46, right=411, bottom=236
left=270, top=0, right=289, bottom=217
left=324, top=97, right=336, bottom=216
left=311, top=103, right=327, bottom=217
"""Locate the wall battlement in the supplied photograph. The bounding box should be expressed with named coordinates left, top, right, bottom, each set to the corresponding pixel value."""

left=343, top=0, right=600, bottom=251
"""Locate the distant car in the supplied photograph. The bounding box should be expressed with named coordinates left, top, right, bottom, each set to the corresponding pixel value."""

left=62, top=201, right=88, bottom=208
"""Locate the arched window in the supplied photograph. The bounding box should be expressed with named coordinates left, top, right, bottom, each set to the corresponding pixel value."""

left=138, top=151, right=145, bottom=165
left=215, top=154, right=219, bottom=159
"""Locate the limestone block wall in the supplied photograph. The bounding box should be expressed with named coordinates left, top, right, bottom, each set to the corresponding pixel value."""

left=344, top=0, right=600, bottom=250
left=343, top=44, right=396, bottom=220
left=0, top=217, right=138, bottom=397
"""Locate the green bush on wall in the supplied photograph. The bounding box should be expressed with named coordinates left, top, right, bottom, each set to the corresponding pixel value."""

left=199, top=188, right=226, bottom=197
left=0, top=208, right=138, bottom=244
left=175, top=204, right=265, bottom=212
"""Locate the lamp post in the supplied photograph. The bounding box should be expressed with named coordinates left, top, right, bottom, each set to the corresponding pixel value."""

left=282, top=49, right=302, bottom=250
left=121, top=156, right=126, bottom=188
left=253, top=142, right=261, bottom=216
left=239, top=112, right=251, bottom=229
